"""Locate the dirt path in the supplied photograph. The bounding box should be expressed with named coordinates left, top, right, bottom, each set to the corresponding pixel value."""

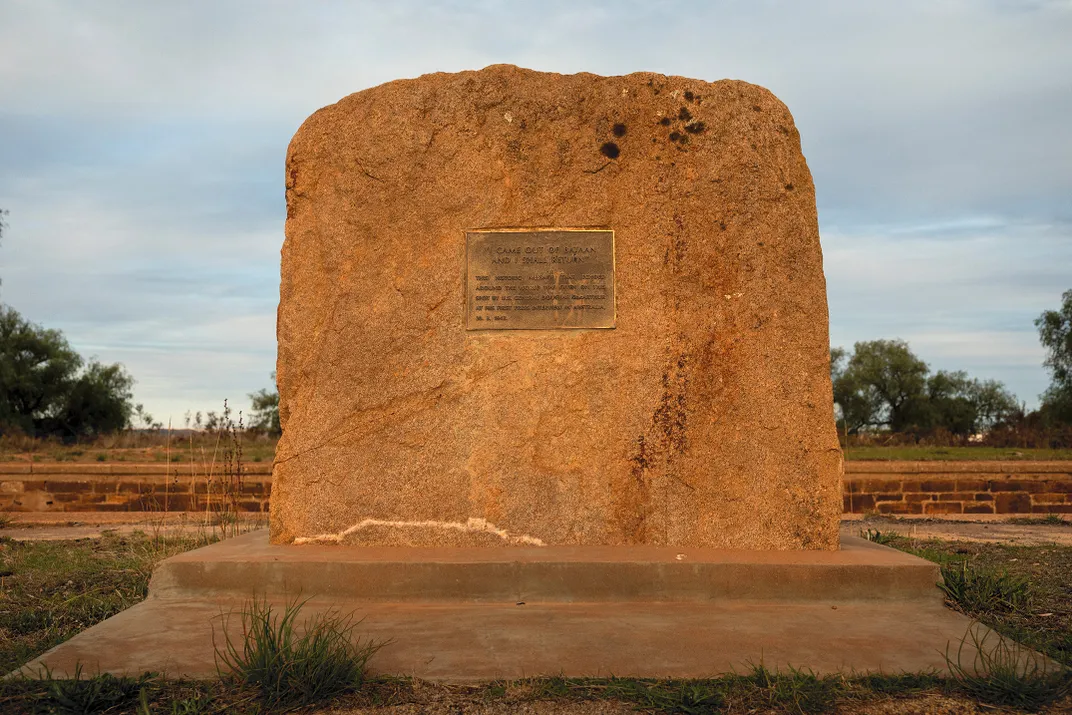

left=843, top=516, right=1072, bottom=546
left=0, top=512, right=267, bottom=541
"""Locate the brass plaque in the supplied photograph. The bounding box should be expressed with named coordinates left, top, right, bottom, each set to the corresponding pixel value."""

left=466, top=229, right=616, bottom=330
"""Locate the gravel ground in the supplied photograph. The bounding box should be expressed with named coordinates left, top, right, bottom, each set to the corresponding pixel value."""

left=844, top=516, right=1072, bottom=546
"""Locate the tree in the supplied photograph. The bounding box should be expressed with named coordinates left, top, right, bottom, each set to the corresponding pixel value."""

left=924, top=370, right=978, bottom=436
left=248, top=372, right=280, bottom=436
left=0, top=305, right=138, bottom=439
left=835, top=339, right=929, bottom=433
left=48, top=360, right=135, bottom=438
left=829, top=339, right=1019, bottom=437
left=968, top=379, right=1021, bottom=431
left=922, top=371, right=1017, bottom=436
left=1035, top=289, right=1072, bottom=423
left=0, top=305, right=83, bottom=434
left=831, top=346, right=883, bottom=434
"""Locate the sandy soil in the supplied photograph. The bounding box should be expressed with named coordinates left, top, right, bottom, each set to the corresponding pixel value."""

left=844, top=516, right=1072, bottom=546
left=0, top=512, right=267, bottom=541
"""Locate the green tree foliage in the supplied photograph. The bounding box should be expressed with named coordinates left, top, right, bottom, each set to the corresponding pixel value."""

left=831, top=339, right=1019, bottom=437
left=0, top=305, right=137, bottom=439
left=832, top=339, right=929, bottom=433
left=248, top=372, right=280, bottom=436
left=830, top=346, right=884, bottom=434
left=52, top=360, right=136, bottom=437
left=1035, top=289, right=1072, bottom=423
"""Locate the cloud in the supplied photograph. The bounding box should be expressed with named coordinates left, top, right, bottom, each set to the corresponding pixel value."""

left=1, top=0, right=1070, bottom=418
left=824, top=220, right=1071, bottom=403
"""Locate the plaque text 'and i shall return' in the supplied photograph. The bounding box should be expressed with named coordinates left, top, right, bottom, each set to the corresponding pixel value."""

left=466, top=230, right=616, bottom=330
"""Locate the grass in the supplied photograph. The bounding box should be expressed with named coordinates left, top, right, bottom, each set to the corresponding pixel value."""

left=879, top=535, right=1072, bottom=668
left=940, top=560, right=1032, bottom=613
left=842, top=445, right=1072, bottom=461
left=41, top=664, right=155, bottom=714
left=1008, top=514, right=1070, bottom=526
left=0, top=669, right=971, bottom=715
left=0, top=531, right=221, bottom=675
left=945, top=624, right=1071, bottom=709
left=214, top=595, right=385, bottom=709
left=1, top=526, right=1071, bottom=711
left=860, top=527, right=898, bottom=545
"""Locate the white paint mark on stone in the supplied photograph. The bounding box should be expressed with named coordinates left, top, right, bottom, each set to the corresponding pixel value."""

left=294, top=517, right=546, bottom=546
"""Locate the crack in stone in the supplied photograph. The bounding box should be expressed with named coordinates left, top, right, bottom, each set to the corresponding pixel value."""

left=294, top=517, right=546, bottom=546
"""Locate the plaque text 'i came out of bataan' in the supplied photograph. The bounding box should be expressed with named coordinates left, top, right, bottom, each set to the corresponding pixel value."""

left=466, top=229, right=616, bottom=330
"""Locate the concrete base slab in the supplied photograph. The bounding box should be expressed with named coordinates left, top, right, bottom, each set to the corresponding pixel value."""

left=20, top=531, right=987, bottom=680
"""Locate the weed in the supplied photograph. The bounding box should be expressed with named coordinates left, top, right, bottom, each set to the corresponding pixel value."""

left=140, top=689, right=217, bottom=714
left=1008, top=514, right=1067, bottom=526
left=860, top=528, right=897, bottom=545
left=214, top=595, right=385, bottom=708
left=940, top=561, right=1031, bottom=613
left=0, top=532, right=220, bottom=674
left=211, top=511, right=238, bottom=528
left=42, top=664, right=155, bottom=714
left=0, top=514, right=10, bottom=529
left=946, top=624, right=1072, bottom=708
left=849, top=670, right=944, bottom=695
left=591, top=677, right=724, bottom=713
left=738, top=663, right=842, bottom=713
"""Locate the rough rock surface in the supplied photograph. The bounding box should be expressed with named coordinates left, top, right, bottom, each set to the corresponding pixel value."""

left=272, top=65, right=842, bottom=549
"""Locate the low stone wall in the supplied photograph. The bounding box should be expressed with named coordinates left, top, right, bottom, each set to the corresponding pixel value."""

left=0, top=462, right=272, bottom=513
left=3, top=461, right=1071, bottom=516
left=844, top=461, right=1072, bottom=515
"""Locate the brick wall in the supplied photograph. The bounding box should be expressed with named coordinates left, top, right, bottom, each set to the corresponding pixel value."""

left=844, top=461, right=1072, bottom=515
left=0, top=462, right=272, bottom=513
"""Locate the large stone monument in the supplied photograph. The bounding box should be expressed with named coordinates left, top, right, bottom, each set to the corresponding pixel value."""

left=27, top=67, right=988, bottom=682
left=272, top=65, right=842, bottom=550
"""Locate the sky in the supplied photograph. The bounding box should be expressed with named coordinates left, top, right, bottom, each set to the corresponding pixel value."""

left=1, top=0, right=1070, bottom=423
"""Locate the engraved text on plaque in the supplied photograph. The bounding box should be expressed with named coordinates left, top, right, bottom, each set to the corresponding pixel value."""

left=466, top=229, right=615, bottom=330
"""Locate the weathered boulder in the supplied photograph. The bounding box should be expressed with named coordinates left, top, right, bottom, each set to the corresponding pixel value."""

left=272, top=65, right=842, bottom=549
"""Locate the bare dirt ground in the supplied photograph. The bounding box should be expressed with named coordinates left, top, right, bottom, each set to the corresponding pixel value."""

left=0, top=511, right=267, bottom=540
left=310, top=690, right=1056, bottom=714
left=843, top=515, right=1072, bottom=546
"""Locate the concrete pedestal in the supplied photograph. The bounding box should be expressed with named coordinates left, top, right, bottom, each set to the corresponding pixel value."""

left=21, top=531, right=985, bottom=680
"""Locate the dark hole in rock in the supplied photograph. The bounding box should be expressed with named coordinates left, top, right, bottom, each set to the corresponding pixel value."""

left=678, top=107, right=692, bottom=121
left=612, top=123, right=627, bottom=137
left=600, top=142, right=621, bottom=159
